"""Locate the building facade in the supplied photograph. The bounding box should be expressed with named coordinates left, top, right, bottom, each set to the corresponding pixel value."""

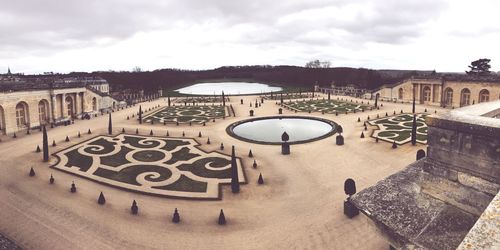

left=372, top=74, right=500, bottom=108
left=0, top=72, right=122, bottom=135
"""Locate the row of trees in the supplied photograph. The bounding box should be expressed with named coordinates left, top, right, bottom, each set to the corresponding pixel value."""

left=60, top=58, right=493, bottom=93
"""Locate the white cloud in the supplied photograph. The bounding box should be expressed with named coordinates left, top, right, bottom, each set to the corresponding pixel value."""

left=0, top=0, right=499, bottom=74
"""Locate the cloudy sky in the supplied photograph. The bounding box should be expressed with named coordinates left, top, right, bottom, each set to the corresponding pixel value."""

left=1, top=0, right=499, bottom=74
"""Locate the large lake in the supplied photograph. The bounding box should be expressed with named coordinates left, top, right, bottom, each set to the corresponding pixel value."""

left=229, top=117, right=336, bottom=144
left=175, top=82, right=283, bottom=95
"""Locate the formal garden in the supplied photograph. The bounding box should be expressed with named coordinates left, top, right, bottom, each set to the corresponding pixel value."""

left=174, top=96, right=228, bottom=104
left=51, top=134, right=246, bottom=199
left=262, top=92, right=315, bottom=100
left=142, top=105, right=227, bottom=124
left=368, top=113, right=428, bottom=145
left=283, top=99, right=372, bottom=114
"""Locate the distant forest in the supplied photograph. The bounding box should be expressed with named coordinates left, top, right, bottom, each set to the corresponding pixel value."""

left=65, top=66, right=431, bottom=93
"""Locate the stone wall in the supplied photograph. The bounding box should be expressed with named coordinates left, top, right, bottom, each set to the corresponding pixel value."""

left=0, top=87, right=119, bottom=135
left=373, top=78, right=500, bottom=108
left=425, top=101, right=500, bottom=188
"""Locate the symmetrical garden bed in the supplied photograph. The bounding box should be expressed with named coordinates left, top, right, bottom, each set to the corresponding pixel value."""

left=283, top=99, right=371, bottom=113
left=51, top=134, right=245, bottom=199
left=368, top=113, right=428, bottom=145
left=143, top=105, right=226, bottom=124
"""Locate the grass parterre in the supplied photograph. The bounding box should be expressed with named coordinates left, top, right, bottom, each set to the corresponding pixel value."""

left=143, top=105, right=227, bottom=124
left=52, top=134, right=246, bottom=199
left=283, top=99, right=372, bottom=113
left=368, top=113, right=428, bottom=145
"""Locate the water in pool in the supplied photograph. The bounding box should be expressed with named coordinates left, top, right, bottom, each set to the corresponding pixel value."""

left=175, top=82, right=282, bottom=95
left=231, top=117, right=335, bottom=144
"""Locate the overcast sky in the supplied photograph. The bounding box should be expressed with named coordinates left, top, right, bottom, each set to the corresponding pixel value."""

left=1, top=0, right=499, bottom=74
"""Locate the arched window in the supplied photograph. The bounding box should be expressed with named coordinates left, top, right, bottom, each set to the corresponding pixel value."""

left=0, top=105, right=5, bottom=134
left=15, top=102, right=29, bottom=128
left=444, top=88, right=453, bottom=106
left=92, top=97, right=97, bottom=111
left=479, top=89, right=489, bottom=103
left=398, top=88, right=404, bottom=99
left=65, top=96, right=74, bottom=117
left=38, top=100, right=50, bottom=124
left=461, top=88, right=471, bottom=106
left=423, top=86, right=431, bottom=102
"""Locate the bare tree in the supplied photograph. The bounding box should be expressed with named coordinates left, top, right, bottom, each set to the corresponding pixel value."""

left=305, top=59, right=331, bottom=68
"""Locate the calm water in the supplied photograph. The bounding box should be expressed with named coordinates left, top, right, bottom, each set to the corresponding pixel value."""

left=175, top=82, right=283, bottom=95
left=232, top=118, right=335, bottom=143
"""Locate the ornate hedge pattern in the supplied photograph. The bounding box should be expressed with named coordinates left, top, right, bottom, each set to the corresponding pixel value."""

left=283, top=99, right=371, bottom=113
left=368, top=113, right=428, bottom=145
left=52, top=134, right=245, bottom=199
left=143, top=105, right=226, bottom=124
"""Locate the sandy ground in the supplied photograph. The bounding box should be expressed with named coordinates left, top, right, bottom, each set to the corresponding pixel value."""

left=0, top=94, right=444, bottom=250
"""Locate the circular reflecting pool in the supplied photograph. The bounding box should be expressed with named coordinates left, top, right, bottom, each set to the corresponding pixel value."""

left=175, top=82, right=282, bottom=95
left=227, top=116, right=337, bottom=144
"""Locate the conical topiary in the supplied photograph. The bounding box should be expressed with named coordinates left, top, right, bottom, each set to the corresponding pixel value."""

left=136, top=128, right=139, bottom=134
left=172, top=208, right=180, bottom=223
left=218, top=209, right=226, bottom=225
left=131, top=200, right=138, bottom=215
left=258, top=173, right=264, bottom=184
left=207, top=137, right=211, bottom=144
left=360, top=132, right=365, bottom=138
left=411, top=114, right=417, bottom=146
left=248, top=149, right=253, bottom=157
left=29, top=167, right=35, bottom=177
left=166, top=131, right=169, bottom=136
left=65, top=136, right=70, bottom=142
left=42, top=126, right=49, bottom=162
left=252, top=160, right=257, bottom=168
left=78, top=131, right=81, bottom=138
left=52, top=140, right=56, bottom=147
left=138, top=106, right=143, bottom=124
left=98, top=192, right=106, bottom=205
left=122, top=128, right=125, bottom=133
left=357, top=117, right=360, bottom=122
left=198, top=131, right=202, bottom=137
left=88, top=129, right=92, bottom=134
left=108, top=113, right=112, bottom=135
left=49, top=174, right=54, bottom=184
left=230, top=146, right=240, bottom=193
left=150, top=130, right=153, bottom=136
left=36, top=145, right=41, bottom=153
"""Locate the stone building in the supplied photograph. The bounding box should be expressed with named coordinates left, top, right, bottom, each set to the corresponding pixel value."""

left=352, top=101, right=500, bottom=249
left=372, top=74, right=500, bottom=107
left=0, top=71, right=122, bottom=135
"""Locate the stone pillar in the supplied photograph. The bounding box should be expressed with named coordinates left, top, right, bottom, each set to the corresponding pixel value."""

left=430, top=84, right=434, bottom=103
left=50, top=94, right=56, bottom=123
left=81, top=92, right=85, bottom=113
left=61, top=93, right=66, bottom=119
left=75, top=93, right=80, bottom=115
